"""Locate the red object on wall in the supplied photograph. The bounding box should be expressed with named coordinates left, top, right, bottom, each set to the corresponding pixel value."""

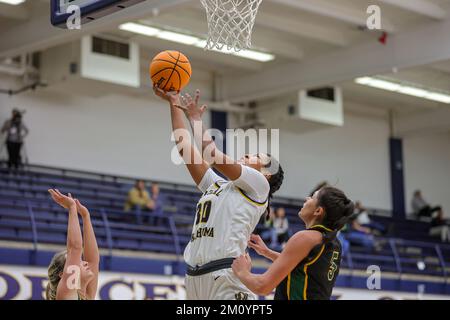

left=379, top=32, right=388, bottom=45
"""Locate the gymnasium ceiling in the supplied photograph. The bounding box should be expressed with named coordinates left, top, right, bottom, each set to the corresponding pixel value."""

left=0, top=0, right=450, bottom=135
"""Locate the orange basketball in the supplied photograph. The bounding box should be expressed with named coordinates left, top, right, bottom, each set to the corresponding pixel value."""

left=150, top=50, right=192, bottom=92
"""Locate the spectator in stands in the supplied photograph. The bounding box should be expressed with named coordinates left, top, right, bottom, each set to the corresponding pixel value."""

left=124, top=180, right=155, bottom=212
left=340, top=213, right=376, bottom=251
left=258, top=206, right=276, bottom=243
left=429, top=210, right=450, bottom=243
left=1, top=108, right=29, bottom=170
left=273, top=207, right=290, bottom=248
left=46, top=189, right=99, bottom=300
left=353, top=201, right=386, bottom=235
left=337, top=231, right=350, bottom=257
left=124, top=180, right=160, bottom=224
left=149, top=183, right=163, bottom=225
left=151, top=183, right=161, bottom=213
left=412, top=190, right=443, bottom=219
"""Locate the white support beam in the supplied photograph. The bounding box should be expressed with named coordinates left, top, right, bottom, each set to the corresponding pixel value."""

left=379, top=0, right=446, bottom=20
left=222, top=17, right=450, bottom=103
left=256, top=11, right=349, bottom=47
left=270, top=0, right=396, bottom=32
left=0, top=0, right=190, bottom=59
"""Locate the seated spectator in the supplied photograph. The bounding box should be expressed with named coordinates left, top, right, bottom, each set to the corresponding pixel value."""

left=337, top=231, right=350, bottom=257
left=354, top=201, right=386, bottom=235
left=273, top=207, right=290, bottom=248
left=340, top=214, right=376, bottom=251
left=412, top=190, right=442, bottom=219
left=258, top=206, right=275, bottom=243
left=149, top=183, right=163, bottom=225
left=429, top=210, right=450, bottom=243
left=124, top=180, right=159, bottom=223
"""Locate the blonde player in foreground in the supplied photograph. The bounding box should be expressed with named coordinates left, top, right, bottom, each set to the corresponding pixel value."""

left=232, top=187, right=354, bottom=300
left=154, top=85, right=284, bottom=300
left=46, top=189, right=99, bottom=300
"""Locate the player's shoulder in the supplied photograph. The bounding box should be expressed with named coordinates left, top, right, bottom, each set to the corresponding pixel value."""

left=290, top=229, right=323, bottom=246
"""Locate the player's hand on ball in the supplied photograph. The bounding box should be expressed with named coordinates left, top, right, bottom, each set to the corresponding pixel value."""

left=153, top=85, right=185, bottom=110
left=48, top=189, right=76, bottom=209
left=248, top=234, right=269, bottom=256
left=232, top=253, right=252, bottom=277
left=180, top=89, right=207, bottom=121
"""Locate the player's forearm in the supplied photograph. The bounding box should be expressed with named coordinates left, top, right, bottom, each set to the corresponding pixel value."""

left=171, top=106, right=198, bottom=162
left=67, top=205, right=83, bottom=251
left=263, top=249, right=281, bottom=262
left=188, top=116, right=232, bottom=170
left=171, top=105, right=209, bottom=186
left=238, top=272, right=273, bottom=296
left=82, top=214, right=99, bottom=265
left=170, top=104, right=188, bottom=132
left=188, top=116, right=216, bottom=156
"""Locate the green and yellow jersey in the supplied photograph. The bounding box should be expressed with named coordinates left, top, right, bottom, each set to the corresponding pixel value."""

left=274, top=225, right=342, bottom=300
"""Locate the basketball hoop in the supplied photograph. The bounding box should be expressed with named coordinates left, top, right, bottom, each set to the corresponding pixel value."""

left=200, top=0, right=263, bottom=52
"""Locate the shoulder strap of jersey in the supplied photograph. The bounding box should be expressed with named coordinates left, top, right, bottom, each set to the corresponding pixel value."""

left=307, top=225, right=337, bottom=243
left=236, top=187, right=268, bottom=207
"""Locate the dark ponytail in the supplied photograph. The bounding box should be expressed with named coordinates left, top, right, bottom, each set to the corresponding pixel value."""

left=265, top=155, right=284, bottom=216
left=316, top=187, right=354, bottom=242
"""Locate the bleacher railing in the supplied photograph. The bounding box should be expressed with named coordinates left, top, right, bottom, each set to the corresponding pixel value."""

left=5, top=162, right=306, bottom=205
left=1, top=163, right=449, bottom=279
left=16, top=200, right=448, bottom=278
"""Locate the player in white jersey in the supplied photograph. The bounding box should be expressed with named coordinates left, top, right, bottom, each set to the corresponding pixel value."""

left=153, top=86, right=284, bottom=300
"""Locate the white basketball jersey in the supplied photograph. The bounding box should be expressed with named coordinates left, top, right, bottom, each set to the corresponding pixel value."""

left=184, top=166, right=270, bottom=267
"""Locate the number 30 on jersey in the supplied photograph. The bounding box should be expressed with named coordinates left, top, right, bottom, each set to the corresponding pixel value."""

left=195, top=200, right=212, bottom=225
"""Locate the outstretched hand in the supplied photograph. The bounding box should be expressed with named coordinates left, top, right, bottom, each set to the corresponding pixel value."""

left=152, top=85, right=207, bottom=120
left=180, top=89, right=207, bottom=121
left=48, top=189, right=76, bottom=209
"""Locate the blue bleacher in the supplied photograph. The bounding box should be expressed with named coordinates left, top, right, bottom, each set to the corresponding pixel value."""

left=0, top=163, right=449, bottom=277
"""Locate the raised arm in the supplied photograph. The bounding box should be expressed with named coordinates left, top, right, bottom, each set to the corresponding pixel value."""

left=232, top=230, right=322, bottom=296
left=153, top=86, right=209, bottom=186
left=181, top=90, right=243, bottom=181
left=48, top=189, right=82, bottom=300
left=75, top=198, right=99, bottom=300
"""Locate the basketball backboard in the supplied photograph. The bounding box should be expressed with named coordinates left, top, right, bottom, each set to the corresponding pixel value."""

left=50, top=0, right=146, bottom=28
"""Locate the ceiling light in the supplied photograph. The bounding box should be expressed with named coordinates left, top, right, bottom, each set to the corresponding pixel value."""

left=425, top=92, right=450, bottom=104
left=119, top=23, right=159, bottom=37
left=156, top=31, right=200, bottom=46
left=192, top=41, right=274, bottom=62
left=0, top=0, right=26, bottom=4
left=356, top=77, right=400, bottom=91
left=119, top=23, right=275, bottom=62
left=355, top=77, right=450, bottom=104
left=397, top=86, right=428, bottom=98
left=232, top=50, right=275, bottom=62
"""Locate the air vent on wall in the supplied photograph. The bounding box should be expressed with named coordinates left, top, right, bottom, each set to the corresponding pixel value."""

left=92, top=36, right=130, bottom=60
left=307, top=87, right=335, bottom=102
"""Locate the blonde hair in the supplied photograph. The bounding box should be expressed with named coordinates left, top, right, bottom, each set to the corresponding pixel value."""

left=46, top=251, right=67, bottom=300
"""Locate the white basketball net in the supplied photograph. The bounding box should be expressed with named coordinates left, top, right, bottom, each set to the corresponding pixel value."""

left=200, top=0, right=263, bottom=52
